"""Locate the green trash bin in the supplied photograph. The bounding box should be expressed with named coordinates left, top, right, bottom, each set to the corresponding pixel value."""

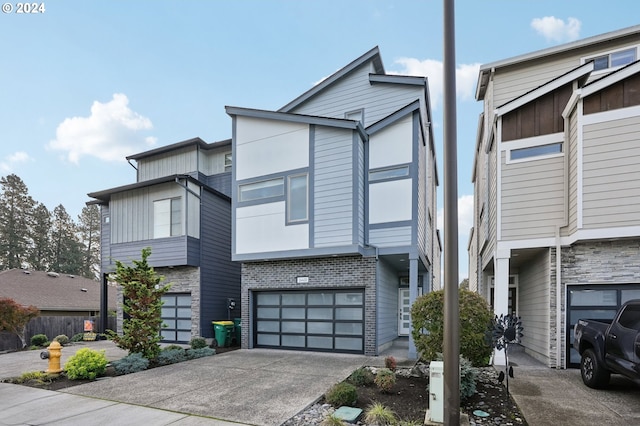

left=212, top=321, right=234, bottom=347
left=233, top=318, right=241, bottom=346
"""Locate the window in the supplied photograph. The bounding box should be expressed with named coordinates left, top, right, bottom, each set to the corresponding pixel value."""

left=345, top=109, right=364, bottom=123
left=224, top=153, right=232, bottom=172
left=510, top=143, right=562, bottom=161
left=154, top=198, right=181, bottom=238
left=618, top=304, right=640, bottom=330
left=239, top=178, right=284, bottom=202
left=590, top=47, right=636, bottom=71
left=288, top=174, right=308, bottom=222
left=369, top=165, right=409, bottom=181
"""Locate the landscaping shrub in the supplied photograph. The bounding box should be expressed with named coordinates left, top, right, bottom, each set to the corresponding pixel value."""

left=363, top=402, right=397, bottom=425
left=189, top=337, right=207, bottom=349
left=411, top=288, right=493, bottom=366
left=374, top=368, right=396, bottom=393
left=53, top=334, right=70, bottom=346
left=112, top=352, right=150, bottom=375
left=64, top=348, right=108, bottom=380
left=108, top=248, right=171, bottom=360
left=185, top=347, right=215, bottom=360
left=15, top=371, right=55, bottom=385
left=162, top=344, right=184, bottom=351
left=157, top=348, right=186, bottom=366
left=320, top=414, right=346, bottom=426
left=348, top=366, right=374, bottom=386
left=325, top=381, right=358, bottom=407
left=384, top=355, right=397, bottom=371
left=434, top=353, right=479, bottom=400
left=71, top=333, right=84, bottom=342
left=30, top=334, right=48, bottom=347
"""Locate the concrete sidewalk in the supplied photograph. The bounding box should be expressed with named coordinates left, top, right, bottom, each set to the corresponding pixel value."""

left=507, top=345, right=640, bottom=426
left=0, top=342, right=376, bottom=426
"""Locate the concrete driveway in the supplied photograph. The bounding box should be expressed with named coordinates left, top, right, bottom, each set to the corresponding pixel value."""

left=508, top=347, right=640, bottom=425
left=60, top=348, right=374, bottom=426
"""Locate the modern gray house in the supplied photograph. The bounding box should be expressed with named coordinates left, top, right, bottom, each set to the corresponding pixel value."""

left=226, top=47, right=440, bottom=357
left=469, top=24, right=640, bottom=368
left=88, top=137, right=241, bottom=343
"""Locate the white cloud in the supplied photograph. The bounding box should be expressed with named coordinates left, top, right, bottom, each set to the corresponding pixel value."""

left=0, top=151, right=32, bottom=173
left=531, top=16, right=581, bottom=43
left=392, top=58, right=481, bottom=110
left=47, top=93, right=157, bottom=164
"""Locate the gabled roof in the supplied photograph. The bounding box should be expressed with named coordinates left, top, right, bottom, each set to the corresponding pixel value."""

left=127, top=137, right=231, bottom=161
left=495, top=61, right=594, bottom=117
left=581, top=59, right=640, bottom=97
left=225, top=105, right=368, bottom=141
left=0, top=269, right=116, bottom=312
left=477, top=24, right=640, bottom=100
left=278, top=46, right=385, bottom=112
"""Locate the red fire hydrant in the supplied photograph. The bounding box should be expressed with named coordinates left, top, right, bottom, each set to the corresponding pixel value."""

left=44, top=341, right=63, bottom=374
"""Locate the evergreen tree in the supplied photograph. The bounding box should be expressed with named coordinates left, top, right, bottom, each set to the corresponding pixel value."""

left=50, top=204, right=83, bottom=275
left=0, top=174, right=35, bottom=270
left=77, top=204, right=101, bottom=280
left=28, top=202, right=52, bottom=271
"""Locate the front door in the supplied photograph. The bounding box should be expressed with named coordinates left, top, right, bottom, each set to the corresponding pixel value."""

left=398, top=288, right=411, bottom=336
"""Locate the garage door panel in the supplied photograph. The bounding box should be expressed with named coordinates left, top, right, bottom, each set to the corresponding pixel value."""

left=161, top=293, right=192, bottom=343
left=254, top=289, right=364, bottom=354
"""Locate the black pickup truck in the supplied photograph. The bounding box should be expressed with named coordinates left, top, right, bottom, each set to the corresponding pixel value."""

left=573, top=299, right=640, bottom=388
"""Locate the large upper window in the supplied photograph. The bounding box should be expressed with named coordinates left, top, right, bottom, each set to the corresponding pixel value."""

left=239, top=178, right=284, bottom=202
left=590, top=47, right=636, bottom=71
left=154, top=198, right=181, bottom=238
left=288, top=174, right=308, bottom=222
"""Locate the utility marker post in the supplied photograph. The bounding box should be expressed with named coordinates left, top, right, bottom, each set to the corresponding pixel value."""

left=442, top=0, right=460, bottom=424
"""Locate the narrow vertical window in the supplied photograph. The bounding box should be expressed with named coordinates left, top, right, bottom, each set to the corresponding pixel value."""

left=224, top=153, right=232, bottom=172
left=154, top=198, right=181, bottom=238
left=288, top=174, right=308, bottom=222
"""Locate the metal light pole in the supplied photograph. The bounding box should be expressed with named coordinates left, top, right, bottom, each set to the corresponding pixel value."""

left=442, top=0, right=460, bottom=424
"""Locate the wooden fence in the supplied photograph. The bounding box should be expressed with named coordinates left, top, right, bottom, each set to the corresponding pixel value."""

left=0, top=315, right=116, bottom=352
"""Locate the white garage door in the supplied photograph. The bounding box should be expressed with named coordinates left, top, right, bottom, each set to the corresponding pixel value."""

left=254, top=289, right=364, bottom=354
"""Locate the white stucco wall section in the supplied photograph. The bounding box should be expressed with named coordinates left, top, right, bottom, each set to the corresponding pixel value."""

left=235, top=202, right=309, bottom=254
left=235, top=116, right=309, bottom=180
left=368, top=116, right=412, bottom=169
left=369, top=179, right=413, bottom=224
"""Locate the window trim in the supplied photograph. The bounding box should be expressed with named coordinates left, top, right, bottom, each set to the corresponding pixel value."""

left=287, top=173, right=308, bottom=224
left=368, top=165, right=410, bottom=182
left=509, top=142, right=563, bottom=162
left=238, top=177, right=285, bottom=203
left=583, top=46, right=638, bottom=74
left=153, top=197, right=182, bottom=239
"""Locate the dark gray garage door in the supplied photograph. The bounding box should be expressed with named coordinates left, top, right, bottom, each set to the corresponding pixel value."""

left=254, top=289, right=364, bottom=354
left=161, top=293, right=192, bottom=343
left=567, top=284, right=640, bottom=367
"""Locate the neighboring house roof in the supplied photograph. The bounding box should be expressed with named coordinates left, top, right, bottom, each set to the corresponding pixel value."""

left=0, top=269, right=116, bottom=312
left=87, top=173, right=231, bottom=204
left=476, top=24, right=640, bottom=100
left=126, top=137, right=231, bottom=161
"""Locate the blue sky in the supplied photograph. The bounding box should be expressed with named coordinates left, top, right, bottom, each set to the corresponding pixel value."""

left=2, top=0, right=639, bottom=280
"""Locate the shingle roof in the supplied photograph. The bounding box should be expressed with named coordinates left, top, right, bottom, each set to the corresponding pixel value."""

left=0, top=269, right=116, bottom=312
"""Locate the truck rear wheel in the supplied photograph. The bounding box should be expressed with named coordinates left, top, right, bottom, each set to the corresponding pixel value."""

left=580, top=348, right=610, bottom=389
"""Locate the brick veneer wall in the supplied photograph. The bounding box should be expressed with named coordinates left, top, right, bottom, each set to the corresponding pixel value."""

left=555, top=239, right=640, bottom=367
left=240, top=255, right=378, bottom=355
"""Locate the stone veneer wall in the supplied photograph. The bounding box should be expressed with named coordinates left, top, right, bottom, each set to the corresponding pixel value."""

left=556, top=239, right=640, bottom=367
left=116, top=266, right=201, bottom=340
left=240, top=255, right=378, bottom=355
